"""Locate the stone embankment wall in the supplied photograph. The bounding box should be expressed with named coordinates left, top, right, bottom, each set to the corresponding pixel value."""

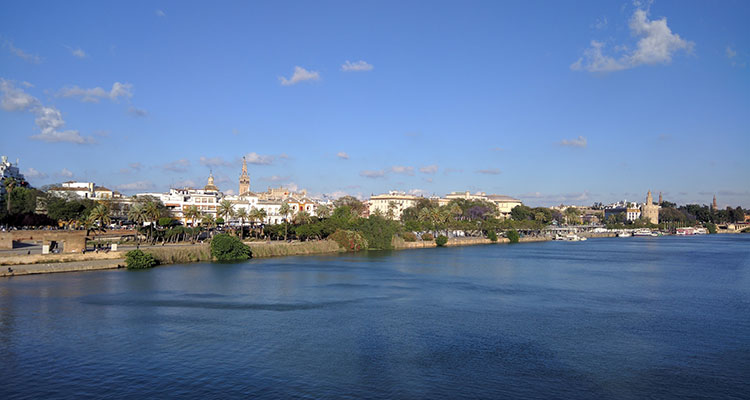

left=0, top=251, right=125, bottom=266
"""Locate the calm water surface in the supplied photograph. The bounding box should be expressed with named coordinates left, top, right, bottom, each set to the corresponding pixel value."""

left=1, top=235, right=749, bottom=399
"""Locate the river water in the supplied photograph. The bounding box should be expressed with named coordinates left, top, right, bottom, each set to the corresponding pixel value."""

left=1, top=235, right=749, bottom=399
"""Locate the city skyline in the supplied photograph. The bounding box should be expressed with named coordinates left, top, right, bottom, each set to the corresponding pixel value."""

left=1, top=1, right=748, bottom=207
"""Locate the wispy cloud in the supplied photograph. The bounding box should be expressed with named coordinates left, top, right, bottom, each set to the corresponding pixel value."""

left=245, top=152, right=274, bottom=165
left=116, top=181, right=155, bottom=191
left=279, top=66, right=320, bottom=86
left=559, top=136, right=587, bottom=148
left=341, top=60, right=374, bottom=72
left=592, top=16, right=608, bottom=30
left=518, top=191, right=591, bottom=205
left=572, top=8, right=693, bottom=72
left=31, top=106, right=95, bottom=144
left=199, top=156, right=233, bottom=168
left=128, top=106, right=148, bottom=117
left=360, top=170, right=386, bottom=179
left=391, top=166, right=414, bottom=175
left=162, top=159, right=190, bottom=172
left=155, top=9, right=166, bottom=17
left=58, top=168, right=74, bottom=178
left=23, top=167, right=47, bottom=180
left=0, top=78, right=37, bottom=111
left=477, top=168, right=501, bottom=175
left=3, top=40, right=41, bottom=63
left=58, top=82, right=133, bottom=103
left=260, top=175, right=290, bottom=182
left=336, top=151, right=349, bottom=160
left=726, top=46, right=737, bottom=59
left=419, top=165, right=438, bottom=174
left=66, top=46, right=87, bottom=59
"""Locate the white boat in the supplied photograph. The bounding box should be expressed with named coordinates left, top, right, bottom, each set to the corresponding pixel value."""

left=617, top=232, right=632, bottom=237
left=633, top=229, right=657, bottom=237
left=554, top=233, right=587, bottom=241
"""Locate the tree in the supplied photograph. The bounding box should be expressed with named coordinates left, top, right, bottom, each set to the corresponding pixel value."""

left=333, top=196, right=366, bottom=216
left=564, top=207, right=581, bottom=225
left=143, top=200, right=161, bottom=243
left=3, top=177, right=18, bottom=214
left=127, top=204, right=149, bottom=243
left=279, top=202, right=292, bottom=241
left=217, top=200, right=234, bottom=224
left=294, top=210, right=313, bottom=225
left=183, top=205, right=200, bottom=227
left=235, top=208, right=248, bottom=240
left=316, top=204, right=331, bottom=219
left=89, top=203, right=111, bottom=232
left=511, top=205, right=533, bottom=221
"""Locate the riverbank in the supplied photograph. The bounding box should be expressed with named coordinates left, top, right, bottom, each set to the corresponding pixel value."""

left=0, top=233, right=614, bottom=277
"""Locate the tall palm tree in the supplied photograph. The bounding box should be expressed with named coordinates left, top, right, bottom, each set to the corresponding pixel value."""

left=316, top=204, right=331, bottom=219
left=88, top=203, right=111, bottom=245
left=144, top=200, right=161, bottom=243
left=217, top=200, right=234, bottom=226
left=201, top=213, right=216, bottom=237
left=235, top=208, right=248, bottom=240
left=254, top=208, right=268, bottom=239
left=294, top=210, right=312, bottom=225
left=184, top=205, right=200, bottom=227
left=127, top=204, right=149, bottom=244
left=3, top=177, right=18, bottom=214
left=279, top=202, right=291, bottom=241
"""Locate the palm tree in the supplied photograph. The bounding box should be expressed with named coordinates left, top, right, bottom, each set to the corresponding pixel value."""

left=279, top=202, right=292, bottom=241
left=90, top=204, right=111, bottom=231
left=144, top=200, right=161, bottom=243
left=201, top=213, right=216, bottom=237
left=386, top=201, right=397, bottom=220
left=184, top=205, right=200, bottom=227
left=217, top=199, right=234, bottom=226
left=316, top=204, right=331, bottom=219
left=127, top=204, right=149, bottom=244
left=234, top=208, right=248, bottom=240
left=294, top=210, right=312, bottom=225
left=3, top=177, right=18, bottom=214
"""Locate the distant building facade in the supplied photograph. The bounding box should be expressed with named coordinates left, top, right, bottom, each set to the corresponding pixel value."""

left=368, top=191, right=421, bottom=220
left=641, top=190, right=659, bottom=224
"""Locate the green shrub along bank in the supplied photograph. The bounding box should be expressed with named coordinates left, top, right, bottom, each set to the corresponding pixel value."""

left=435, top=235, right=448, bottom=247
left=401, top=232, right=417, bottom=242
left=329, top=230, right=368, bottom=252
left=211, top=234, right=252, bottom=261
left=487, top=230, right=498, bottom=242
left=507, top=229, right=520, bottom=243
left=421, top=233, right=434, bottom=241
left=125, top=250, right=158, bottom=269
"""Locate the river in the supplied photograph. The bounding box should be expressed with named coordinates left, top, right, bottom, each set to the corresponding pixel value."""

left=1, top=235, right=749, bottom=399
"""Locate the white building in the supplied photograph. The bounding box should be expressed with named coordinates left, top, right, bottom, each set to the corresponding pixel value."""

left=136, top=174, right=222, bottom=225
left=369, top=191, right=421, bottom=220
left=1, top=155, right=26, bottom=196
left=48, top=181, right=118, bottom=200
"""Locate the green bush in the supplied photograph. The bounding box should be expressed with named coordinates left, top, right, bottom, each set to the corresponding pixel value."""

left=487, top=230, right=498, bottom=242
left=125, top=250, right=157, bottom=269
left=210, top=233, right=252, bottom=261
left=706, top=222, right=717, bottom=234
left=329, top=229, right=368, bottom=251
left=421, top=232, right=434, bottom=241
left=158, top=217, right=175, bottom=227
left=507, top=229, right=520, bottom=243
left=402, top=232, right=417, bottom=242
left=435, top=235, right=448, bottom=247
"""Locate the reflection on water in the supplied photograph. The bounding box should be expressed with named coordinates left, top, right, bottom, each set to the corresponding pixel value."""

left=1, top=235, right=749, bottom=399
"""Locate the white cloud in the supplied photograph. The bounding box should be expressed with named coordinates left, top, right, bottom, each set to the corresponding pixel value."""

left=360, top=170, right=386, bottom=179
left=128, top=106, right=148, bottom=117
left=3, top=40, right=41, bottom=63
left=155, top=9, right=166, bottom=17
left=279, top=66, right=320, bottom=86
left=0, top=78, right=38, bottom=111
left=245, top=152, right=274, bottom=165
left=477, top=168, right=501, bottom=175
left=592, top=16, right=608, bottom=30
left=163, top=159, right=190, bottom=172
left=1, top=79, right=94, bottom=144
left=341, top=60, right=374, bottom=72
left=726, top=46, right=737, bottom=59
left=58, top=82, right=133, bottom=103
left=58, top=168, right=74, bottom=178
left=559, top=136, right=587, bottom=148
left=391, top=166, right=414, bottom=175
left=408, top=189, right=429, bottom=196
left=224, top=189, right=236, bottom=195
left=337, top=151, right=349, bottom=160
left=23, top=167, right=47, bottom=180
left=199, top=156, right=233, bottom=168
left=67, top=46, right=87, bottom=58
left=419, top=165, right=438, bottom=174
left=174, top=179, right=197, bottom=188
left=116, top=181, right=155, bottom=191
left=572, top=8, right=693, bottom=72
left=260, top=175, right=290, bottom=182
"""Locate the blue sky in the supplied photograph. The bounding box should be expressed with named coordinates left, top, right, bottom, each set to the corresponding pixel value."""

left=1, top=1, right=748, bottom=207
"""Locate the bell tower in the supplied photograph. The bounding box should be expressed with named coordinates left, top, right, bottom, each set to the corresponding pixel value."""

left=239, top=156, right=250, bottom=195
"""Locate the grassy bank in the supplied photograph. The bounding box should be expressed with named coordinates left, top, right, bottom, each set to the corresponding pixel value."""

left=145, top=245, right=212, bottom=264
left=246, top=240, right=343, bottom=258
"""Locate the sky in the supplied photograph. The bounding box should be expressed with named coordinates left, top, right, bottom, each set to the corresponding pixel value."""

left=1, top=0, right=748, bottom=207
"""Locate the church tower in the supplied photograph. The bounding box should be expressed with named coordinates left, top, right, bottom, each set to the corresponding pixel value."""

left=239, top=156, right=250, bottom=195
left=658, top=192, right=662, bottom=205
left=642, top=190, right=659, bottom=224
left=712, top=195, right=717, bottom=211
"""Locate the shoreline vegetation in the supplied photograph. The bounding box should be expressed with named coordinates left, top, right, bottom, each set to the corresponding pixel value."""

left=1, top=233, right=584, bottom=277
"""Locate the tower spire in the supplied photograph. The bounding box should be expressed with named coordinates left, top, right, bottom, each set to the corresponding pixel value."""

left=239, top=156, right=250, bottom=195
left=658, top=192, right=662, bottom=205
left=713, top=194, right=717, bottom=210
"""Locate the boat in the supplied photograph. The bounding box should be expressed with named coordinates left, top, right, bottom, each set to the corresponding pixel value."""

left=617, top=231, right=632, bottom=237
left=554, top=233, right=587, bottom=241
left=633, top=229, right=657, bottom=237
